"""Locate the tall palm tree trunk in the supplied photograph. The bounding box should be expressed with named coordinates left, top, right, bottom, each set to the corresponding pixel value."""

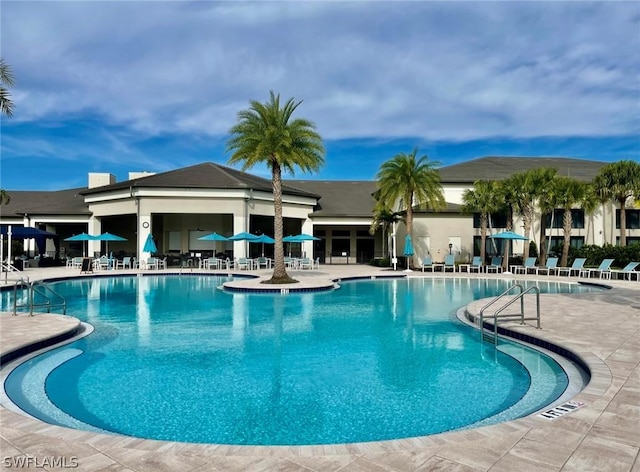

left=503, top=206, right=514, bottom=270
left=480, top=214, right=487, bottom=264
left=561, top=208, right=573, bottom=267
left=406, top=198, right=414, bottom=268
left=539, top=212, right=548, bottom=265
left=270, top=163, right=289, bottom=281
left=618, top=198, right=627, bottom=246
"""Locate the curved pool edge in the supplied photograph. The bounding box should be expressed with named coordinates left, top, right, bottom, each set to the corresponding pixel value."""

left=0, top=269, right=637, bottom=471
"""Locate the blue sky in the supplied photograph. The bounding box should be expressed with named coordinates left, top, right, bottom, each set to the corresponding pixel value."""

left=1, top=1, right=639, bottom=191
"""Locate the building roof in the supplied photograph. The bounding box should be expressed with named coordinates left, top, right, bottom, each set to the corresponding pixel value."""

left=286, top=180, right=378, bottom=218
left=1, top=188, right=90, bottom=217
left=438, top=156, right=608, bottom=183
left=81, top=162, right=320, bottom=199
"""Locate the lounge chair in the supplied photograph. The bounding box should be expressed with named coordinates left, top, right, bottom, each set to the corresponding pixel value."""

left=443, top=254, right=456, bottom=272
left=557, top=258, right=586, bottom=277
left=580, top=258, right=614, bottom=279
left=610, top=262, right=640, bottom=281
left=486, top=256, right=503, bottom=273
left=535, top=257, right=559, bottom=276
left=421, top=256, right=434, bottom=272
left=514, top=257, right=537, bottom=275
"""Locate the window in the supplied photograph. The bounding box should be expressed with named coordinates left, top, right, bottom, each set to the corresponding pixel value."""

left=548, top=236, right=584, bottom=253
left=356, top=230, right=373, bottom=237
left=616, top=209, right=640, bottom=229
left=472, top=212, right=508, bottom=229
left=545, top=209, right=584, bottom=229
left=615, top=236, right=640, bottom=246
left=331, top=230, right=350, bottom=237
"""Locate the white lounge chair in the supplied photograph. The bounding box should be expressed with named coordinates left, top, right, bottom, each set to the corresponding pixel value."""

left=514, top=257, right=537, bottom=275
left=535, top=257, right=558, bottom=275
left=581, top=259, right=614, bottom=279
left=486, top=256, right=503, bottom=273
left=610, top=262, right=640, bottom=281
left=443, top=254, right=456, bottom=272
left=557, top=258, right=586, bottom=276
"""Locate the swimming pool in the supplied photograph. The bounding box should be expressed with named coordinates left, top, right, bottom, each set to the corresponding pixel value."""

left=2, top=276, right=595, bottom=445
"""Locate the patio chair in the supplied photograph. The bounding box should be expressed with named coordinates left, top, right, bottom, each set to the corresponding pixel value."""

left=206, top=257, right=219, bottom=269
left=421, top=256, right=434, bottom=272
left=144, top=257, right=158, bottom=270
left=610, top=262, right=640, bottom=281
left=314, top=257, right=320, bottom=269
left=469, top=256, right=483, bottom=273
left=535, top=257, right=559, bottom=276
left=442, top=254, right=456, bottom=272
left=256, top=257, right=270, bottom=269
left=235, top=258, right=250, bottom=270
left=116, top=256, right=132, bottom=270
left=582, top=258, right=614, bottom=279
left=557, top=258, right=586, bottom=277
left=514, top=257, right=537, bottom=275
left=158, top=257, right=167, bottom=270
left=486, top=256, right=503, bottom=273
left=299, top=258, right=313, bottom=270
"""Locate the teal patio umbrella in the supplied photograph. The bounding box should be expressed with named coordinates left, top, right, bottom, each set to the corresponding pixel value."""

left=489, top=231, right=529, bottom=271
left=64, top=232, right=97, bottom=257
left=95, top=232, right=127, bottom=256
left=403, top=234, right=414, bottom=271
left=143, top=233, right=158, bottom=254
left=250, top=234, right=274, bottom=257
left=229, top=232, right=259, bottom=257
left=198, top=232, right=229, bottom=256
left=283, top=233, right=320, bottom=258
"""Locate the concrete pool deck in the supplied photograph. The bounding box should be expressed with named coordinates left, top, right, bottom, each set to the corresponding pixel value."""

left=0, top=265, right=638, bottom=471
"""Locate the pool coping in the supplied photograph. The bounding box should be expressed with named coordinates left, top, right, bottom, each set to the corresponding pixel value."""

left=1, top=266, right=638, bottom=471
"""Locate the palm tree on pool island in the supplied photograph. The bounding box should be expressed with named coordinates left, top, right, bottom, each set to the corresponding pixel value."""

left=375, top=148, right=445, bottom=269
left=226, top=91, right=325, bottom=284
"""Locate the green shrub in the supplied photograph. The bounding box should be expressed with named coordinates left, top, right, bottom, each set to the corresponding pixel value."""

left=566, top=243, right=640, bottom=268
left=369, top=257, right=390, bottom=267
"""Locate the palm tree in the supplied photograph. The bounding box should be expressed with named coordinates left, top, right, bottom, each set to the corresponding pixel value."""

left=0, top=58, right=14, bottom=117
left=226, top=91, right=325, bottom=283
left=375, top=148, right=445, bottom=268
left=1, top=59, right=14, bottom=205
left=553, top=177, right=587, bottom=267
left=462, top=180, right=500, bottom=264
left=506, top=168, right=557, bottom=261
left=536, top=169, right=558, bottom=265
left=369, top=199, right=401, bottom=260
left=593, top=160, right=640, bottom=246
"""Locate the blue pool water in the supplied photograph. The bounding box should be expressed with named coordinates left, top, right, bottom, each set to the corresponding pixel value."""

left=2, top=276, right=594, bottom=445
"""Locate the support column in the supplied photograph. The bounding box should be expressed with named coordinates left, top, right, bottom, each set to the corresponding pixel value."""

left=88, top=216, right=101, bottom=257
left=301, top=219, right=314, bottom=258
left=233, top=211, right=248, bottom=259
left=138, top=214, right=152, bottom=262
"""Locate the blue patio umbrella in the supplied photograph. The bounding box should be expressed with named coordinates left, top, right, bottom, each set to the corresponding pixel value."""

left=229, top=232, right=259, bottom=257
left=95, top=232, right=127, bottom=257
left=198, top=232, right=229, bottom=255
left=489, top=231, right=529, bottom=270
left=249, top=234, right=275, bottom=257
left=283, top=233, right=320, bottom=257
left=403, top=235, right=414, bottom=271
left=143, top=233, right=158, bottom=254
left=64, top=232, right=97, bottom=257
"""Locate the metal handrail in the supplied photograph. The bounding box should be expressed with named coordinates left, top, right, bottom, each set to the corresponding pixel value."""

left=478, top=283, right=541, bottom=345
left=29, top=281, right=67, bottom=316
left=479, top=284, right=524, bottom=331
left=12, top=278, right=31, bottom=315
left=492, top=286, right=541, bottom=345
left=2, top=263, right=29, bottom=284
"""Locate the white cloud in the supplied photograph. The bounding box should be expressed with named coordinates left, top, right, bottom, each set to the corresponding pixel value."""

left=2, top=1, right=639, bottom=141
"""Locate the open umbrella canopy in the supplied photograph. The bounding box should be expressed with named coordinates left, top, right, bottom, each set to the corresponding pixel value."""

left=488, top=231, right=528, bottom=240
left=1, top=226, right=57, bottom=239
left=283, top=233, right=320, bottom=242
left=403, top=234, right=414, bottom=256
left=250, top=234, right=275, bottom=257
left=143, top=233, right=158, bottom=253
left=94, top=232, right=127, bottom=241
left=64, top=232, right=97, bottom=241
left=228, top=232, right=259, bottom=241
left=198, top=232, right=229, bottom=242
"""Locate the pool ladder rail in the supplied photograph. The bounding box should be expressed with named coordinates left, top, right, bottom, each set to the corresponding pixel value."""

left=11, top=279, right=67, bottom=317
left=478, top=283, right=541, bottom=346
